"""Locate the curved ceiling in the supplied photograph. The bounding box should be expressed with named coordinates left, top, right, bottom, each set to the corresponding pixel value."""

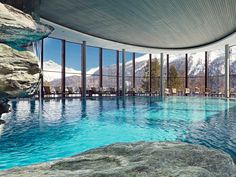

left=37, top=0, right=236, bottom=50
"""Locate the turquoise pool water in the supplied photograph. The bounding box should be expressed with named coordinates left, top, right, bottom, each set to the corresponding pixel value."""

left=0, top=96, right=236, bottom=170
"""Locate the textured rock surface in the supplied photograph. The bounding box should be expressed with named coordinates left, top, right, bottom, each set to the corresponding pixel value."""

left=0, top=142, right=235, bottom=177
left=0, top=44, right=40, bottom=98
left=0, top=2, right=53, bottom=49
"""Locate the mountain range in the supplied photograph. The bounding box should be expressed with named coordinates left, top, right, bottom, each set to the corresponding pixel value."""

left=43, top=48, right=236, bottom=91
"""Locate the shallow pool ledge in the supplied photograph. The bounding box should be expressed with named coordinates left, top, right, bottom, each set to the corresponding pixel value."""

left=0, top=142, right=235, bottom=177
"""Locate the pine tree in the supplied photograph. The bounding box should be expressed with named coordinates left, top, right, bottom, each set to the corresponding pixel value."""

left=141, top=58, right=160, bottom=92
left=169, top=65, right=182, bottom=90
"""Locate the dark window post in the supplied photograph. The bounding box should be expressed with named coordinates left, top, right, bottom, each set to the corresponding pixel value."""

left=40, top=39, right=44, bottom=98
left=116, top=50, right=119, bottom=96
left=149, top=54, right=152, bottom=95
left=185, top=53, right=188, bottom=89
left=122, top=49, right=125, bottom=96
left=160, top=53, right=164, bottom=97
left=61, top=40, right=66, bottom=98
left=167, top=54, right=169, bottom=88
left=225, top=44, right=230, bottom=98
left=99, top=48, right=103, bottom=89
left=205, top=51, right=208, bottom=93
left=132, top=52, right=135, bottom=89
left=81, top=41, right=86, bottom=98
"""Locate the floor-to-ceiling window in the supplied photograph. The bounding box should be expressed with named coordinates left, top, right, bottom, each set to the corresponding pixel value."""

left=134, top=53, right=150, bottom=94
left=169, top=54, right=185, bottom=93
left=188, top=52, right=205, bottom=93
left=124, top=52, right=133, bottom=93
left=103, top=49, right=116, bottom=92
left=65, top=41, right=81, bottom=95
left=134, top=53, right=146, bottom=93
left=43, top=38, right=62, bottom=94
left=150, top=54, right=161, bottom=94
left=208, top=49, right=225, bottom=94
left=230, top=46, right=236, bottom=95
left=86, top=46, right=99, bottom=90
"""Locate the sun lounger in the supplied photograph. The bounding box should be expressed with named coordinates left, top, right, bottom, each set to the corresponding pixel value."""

left=165, top=88, right=171, bottom=96
left=230, top=88, right=236, bottom=98
left=205, top=88, right=211, bottom=96
left=43, top=86, right=54, bottom=97
left=194, top=87, right=200, bottom=96
left=171, top=88, right=177, bottom=95
left=184, top=88, right=190, bottom=96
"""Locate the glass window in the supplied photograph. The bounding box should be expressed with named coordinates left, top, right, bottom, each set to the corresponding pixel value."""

left=169, top=54, right=185, bottom=92
left=188, top=52, right=205, bottom=92
left=230, top=46, right=236, bottom=93
left=86, top=46, right=99, bottom=90
left=65, top=41, right=81, bottom=94
left=208, top=49, right=225, bottom=94
left=125, top=52, right=133, bottom=92
left=103, top=49, right=117, bottom=91
left=43, top=38, right=62, bottom=91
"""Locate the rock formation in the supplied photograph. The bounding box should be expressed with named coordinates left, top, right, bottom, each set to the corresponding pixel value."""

left=0, top=44, right=40, bottom=98
left=0, top=2, right=53, bottom=120
left=0, top=2, right=53, bottom=49
left=0, top=142, right=235, bottom=177
left=0, top=2, right=53, bottom=99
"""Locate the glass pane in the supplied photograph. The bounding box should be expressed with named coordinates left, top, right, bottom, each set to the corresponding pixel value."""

left=150, top=54, right=161, bottom=94
left=188, top=52, right=205, bottom=93
left=208, top=49, right=225, bottom=94
left=103, top=49, right=116, bottom=91
left=230, top=46, right=236, bottom=93
left=43, top=38, right=62, bottom=91
left=86, top=46, right=99, bottom=90
left=65, top=41, right=81, bottom=95
left=125, top=52, right=132, bottom=93
left=169, top=54, right=185, bottom=92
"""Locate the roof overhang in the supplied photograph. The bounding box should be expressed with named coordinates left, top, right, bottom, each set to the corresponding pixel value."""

left=42, top=18, right=236, bottom=54
left=7, top=0, right=235, bottom=54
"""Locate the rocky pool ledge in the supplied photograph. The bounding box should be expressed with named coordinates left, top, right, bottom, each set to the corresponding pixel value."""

left=0, top=142, right=235, bottom=177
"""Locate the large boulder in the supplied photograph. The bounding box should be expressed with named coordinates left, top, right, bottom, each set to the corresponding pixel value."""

left=0, top=2, right=53, bottom=49
left=0, top=142, right=235, bottom=177
left=0, top=44, right=40, bottom=98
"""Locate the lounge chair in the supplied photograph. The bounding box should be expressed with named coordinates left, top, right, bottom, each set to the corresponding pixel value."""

left=67, top=87, right=74, bottom=94
left=137, top=88, right=145, bottom=96
left=184, top=88, right=190, bottom=96
left=98, top=87, right=106, bottom=96
left=177, top=89, right=183, bottom=96
left=217, top=89, right=224, bottom=97
left=194, top=87, right=200, bottom=96
left=210, top=89, right=223, bottom=97
left=90, top=87, right=98, bottom=96
left=211, top=90, right=218, bottom=97
left=128, top=88, right=136, bottom=96
left=171, top=88, right=177, bottom=95
left=54, top=87, right=62, bottom=97
left=205, top=88, right=211, bottom=96
left=151, top=90, right=159, bottom=96
left=109, top=88, right=116, bottom=96
left=165, top=88, right=171, bottom=96
left=43, top=86, right=54, bottom=97
left=230, top=88, right=236, bottom=98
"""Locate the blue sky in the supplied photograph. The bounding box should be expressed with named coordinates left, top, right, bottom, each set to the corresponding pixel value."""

left=43, top=38, right=143, bottom=70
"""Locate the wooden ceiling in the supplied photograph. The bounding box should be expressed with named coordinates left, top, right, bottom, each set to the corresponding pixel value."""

left=4, top=0, right=236, bottom=50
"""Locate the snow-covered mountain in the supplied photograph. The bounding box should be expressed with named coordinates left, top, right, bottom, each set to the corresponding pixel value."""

left=43, top=60, right=98, bottom=82
left=43, top=49, right=236, bottom=90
